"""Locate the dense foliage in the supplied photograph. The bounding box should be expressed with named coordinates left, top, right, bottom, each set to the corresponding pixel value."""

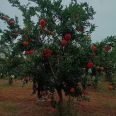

left=2, top=0, right=114, bottom=96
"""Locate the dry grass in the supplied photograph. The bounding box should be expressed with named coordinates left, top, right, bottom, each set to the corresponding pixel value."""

left=0, top=79, right=116, bottom=116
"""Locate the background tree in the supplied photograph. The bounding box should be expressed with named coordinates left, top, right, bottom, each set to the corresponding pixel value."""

left=93, top=36, right=116, bottom=82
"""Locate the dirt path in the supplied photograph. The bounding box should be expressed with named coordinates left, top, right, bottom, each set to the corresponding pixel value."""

left=0, top=80, right=116, bottom=116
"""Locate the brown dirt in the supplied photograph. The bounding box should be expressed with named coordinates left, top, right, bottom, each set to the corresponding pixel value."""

left=0, top=80, right=116, bottom=116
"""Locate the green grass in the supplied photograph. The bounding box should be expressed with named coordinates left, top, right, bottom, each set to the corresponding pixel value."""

left=103, top=101, right=116, bottom=110
left=96, top=81, right=116, bottom=96
left=0, top=102, right=20, bottom=116
left=0, top=79, right=32, bottom=89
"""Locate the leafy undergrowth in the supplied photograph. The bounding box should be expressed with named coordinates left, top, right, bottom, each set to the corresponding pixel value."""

left=0, top=79, right=116, bottom=116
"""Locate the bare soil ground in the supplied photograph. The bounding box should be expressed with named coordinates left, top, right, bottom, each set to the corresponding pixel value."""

left=0, top=80, right=116, bottom=116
